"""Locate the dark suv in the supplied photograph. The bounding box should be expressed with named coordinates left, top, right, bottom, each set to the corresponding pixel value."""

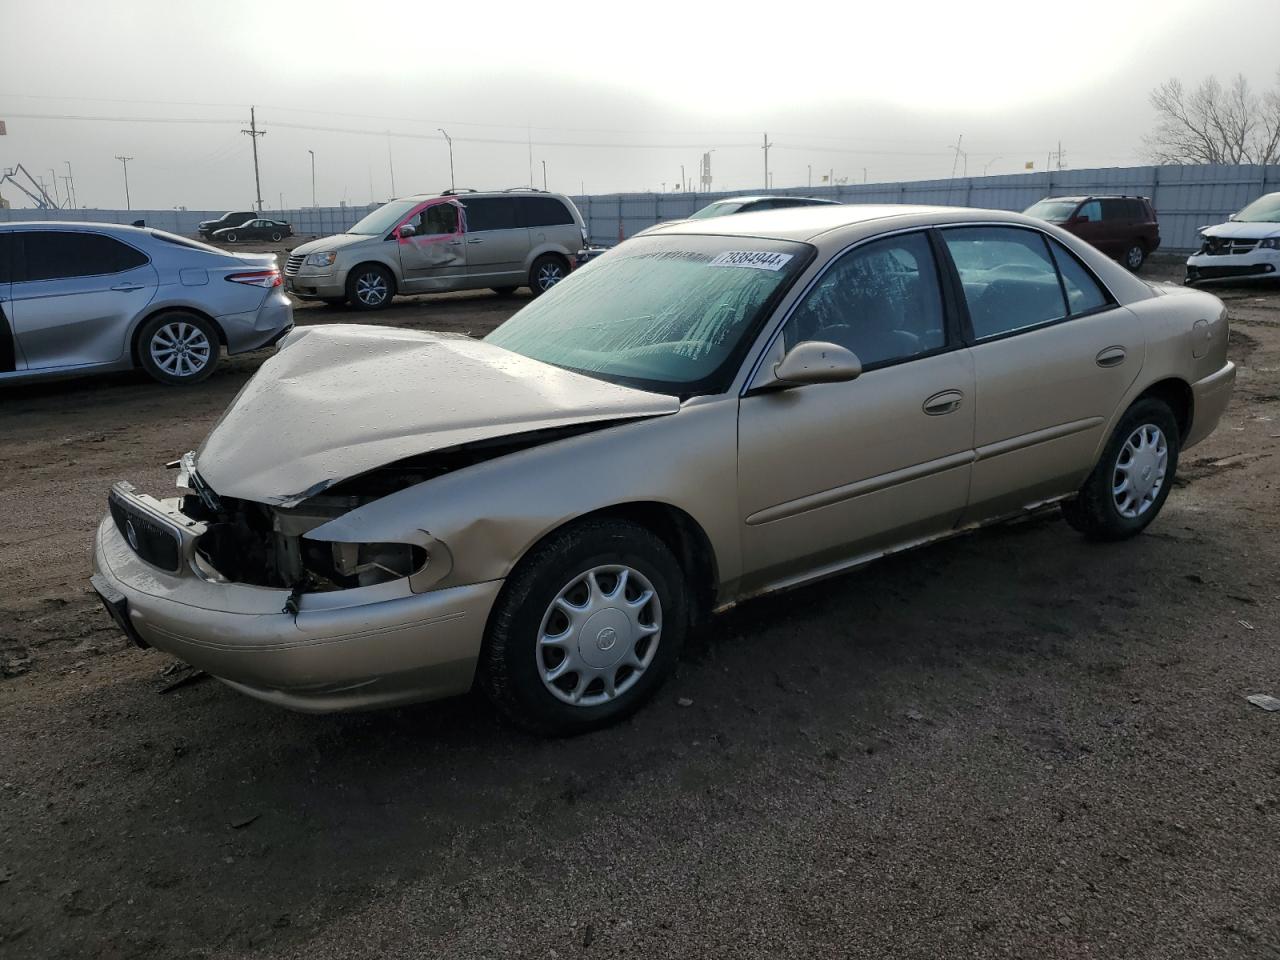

left=1023, top=196, right=1160, bottom=271
left=197, top=210, right=257, bottom=240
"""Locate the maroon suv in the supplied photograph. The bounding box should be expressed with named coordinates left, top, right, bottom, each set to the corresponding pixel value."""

left=1023, top=195, right=1160, bottom=272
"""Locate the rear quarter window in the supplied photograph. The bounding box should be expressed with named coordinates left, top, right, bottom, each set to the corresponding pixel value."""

left=0, top=233, right=15, bottom=284
left=520, top=196, right=575, bottom=227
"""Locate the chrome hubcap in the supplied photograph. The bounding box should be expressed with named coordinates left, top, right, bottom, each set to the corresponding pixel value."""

left=1113, top=423, right=1168, bottom=518
left=537, top=564, right=661, bottom=707
left=537, top=263, right=564, bottom=290
left=356, top=272, right=388, bottom=305
left=1127, top=246, right=1143, bottom=269
left=150, top=322, right=211, bottom=378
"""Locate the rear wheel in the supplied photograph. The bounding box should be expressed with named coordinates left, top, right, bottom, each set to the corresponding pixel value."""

left=224, top=232, right=237, bottom=244
left=137, top=312, right=219, bottom=385
left=529, top=255, right=568, bottom=296
left=1124, top=242, right=1146, bottom=272
left=1062, top=397, right=1180, bottom=540
left=479, top=519, right=688, bottom=736
left=270, top=231, right=282, bottom=242
left=346, top=263, right=394, bottom=311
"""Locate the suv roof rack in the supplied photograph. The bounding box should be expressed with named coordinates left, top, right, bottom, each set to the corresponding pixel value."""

left=500, top=187, right=547, bottom=193
left=440, top=188, right=478, bottom=195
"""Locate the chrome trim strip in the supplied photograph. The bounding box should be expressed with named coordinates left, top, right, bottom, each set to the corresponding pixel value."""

left=745, top=449, right=975, bottom=526
left=974, top=417, right=1103, bottom=462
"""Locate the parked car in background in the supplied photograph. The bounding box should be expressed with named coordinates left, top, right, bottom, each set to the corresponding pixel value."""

left=1185, top=191, right=1280, bottom=286
left=688, top=195, right=840, bottom=220
left=92, top=204, right=1233, bottom=733
left=0, top=222, right=292, bottom=386
left=198, top=210, right=257, bottom=240
left=1023, top=196, right=1159, bottom=271
left=213, top=218, right=293, bottom=244
left=285, top=188, right=589, bottom=310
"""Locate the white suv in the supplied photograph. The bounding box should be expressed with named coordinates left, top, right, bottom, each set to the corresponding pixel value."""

left=285, top=189, right=589, bottom=310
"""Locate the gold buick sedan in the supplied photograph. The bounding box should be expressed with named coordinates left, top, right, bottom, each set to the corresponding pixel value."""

left=91, top=204, right=1235, bottom=734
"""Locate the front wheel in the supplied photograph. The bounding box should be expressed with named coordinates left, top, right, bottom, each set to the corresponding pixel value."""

left=529, top=255, right=568, bottom=296
left=479, top=519, right=688, bottom=736
left=224, top=232, right=237, bottom=244
left=270, top=231, right=282, bottom=242
left=137, top=312, right=219, bottom=385
left=1062, top=397, right=1180, bottom=540
left=346, top=264, right=394, bottom=311
left=1124, top=242, right=1146, bottom=272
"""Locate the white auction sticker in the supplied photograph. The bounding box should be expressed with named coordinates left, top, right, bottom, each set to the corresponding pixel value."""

left=708, top=250, right=793, bottom=271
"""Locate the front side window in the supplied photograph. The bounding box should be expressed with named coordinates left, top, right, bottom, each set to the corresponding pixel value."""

left=942, top=226, right=1067, bottom=341
left=1076, top=200, right=1102, bottom=223
left=20, top=232, right=149, bottom=282
left=413, top=201, right=460, bottom=236
left=463, top=197, right=520, bottom=232
left=783, top=231, right=946, bottom=368
left=487, top=234, right=811, bottom=394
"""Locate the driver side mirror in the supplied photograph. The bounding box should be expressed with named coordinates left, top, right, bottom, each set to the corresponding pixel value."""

left=773, top=341, right=862, bottom=386
left=396, top=223, right=416, bottom=238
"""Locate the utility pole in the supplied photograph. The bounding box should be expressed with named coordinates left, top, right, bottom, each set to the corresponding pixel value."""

left=542, top=159, right=547, bottom=191
left=64, top=160, right=76, bottom=208
left=48, top=169, right=61, bottom=208
left=949, top=134, right=965, bottom=180
left=438, top=129, right=454, bottom=191
left=241, top=106, right=265, bottom=212
left=386, top=133, right=396, bottom=197
left=808, top=164, right=812, bottom=188
left=114, top=155, right=133, bottom=210
left=680, top=164, right=685, bottom=192
left=60, top=173, right=73, bottom=207
left=762, top=132, right=773, bottom=190
left=308, top=149, right=316, bottom=208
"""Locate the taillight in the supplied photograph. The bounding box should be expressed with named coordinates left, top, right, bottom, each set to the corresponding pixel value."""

left=226, top=269, right=282, bottom=288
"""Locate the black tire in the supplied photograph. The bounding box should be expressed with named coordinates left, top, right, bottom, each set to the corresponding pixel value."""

left=320, top=296, right=347, bottom=307
left=345, top=263, right=394, bottom=311
left=479, top=519, right=688, bottom=736
left=491, top=286, right=519, bottom=297
left=136, top=311, right=220, bottom=385
left=270, top=231, right=282, bottom=242
left=1124, top=242, right=1146, bottom=272
left=1062, top=397, right=1180, bottom=541
left=529, top=254, right=568, bottom=296
left=224, top=232, right=237, bottom=244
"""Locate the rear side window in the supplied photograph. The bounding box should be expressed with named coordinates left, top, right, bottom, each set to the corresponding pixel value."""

left=1100, top=199, right=1130, bottom=221
left=0, top=233, right=15, bottom=284
left=1128, top=199, right=1151, bottom=220
left=463, top=197, right=520, bottom=232
left=942, top=226, right=1067, bottom=341
left=1048, top=238, right=1110, bottom=315
left=519, top=197, right=574, bottom=227
left=21, top=232, right=149, bottom=282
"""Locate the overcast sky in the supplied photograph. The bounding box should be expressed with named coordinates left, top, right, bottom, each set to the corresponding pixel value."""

left=2, top=0, right=1279, bottom=212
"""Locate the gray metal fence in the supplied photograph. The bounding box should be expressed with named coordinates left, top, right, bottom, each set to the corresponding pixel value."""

left=3, top=164, right=1276, bottom=253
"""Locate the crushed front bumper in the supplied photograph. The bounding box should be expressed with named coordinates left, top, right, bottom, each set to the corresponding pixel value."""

left=1186, top=249, right=1280, bottom=284
left=90, top=488, right=502, bottom=713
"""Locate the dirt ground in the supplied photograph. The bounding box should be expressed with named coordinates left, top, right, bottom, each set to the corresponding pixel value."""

left=1, top=254, right=1278, bottom=959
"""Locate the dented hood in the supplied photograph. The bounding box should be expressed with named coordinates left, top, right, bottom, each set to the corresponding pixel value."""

left=195, top=325, right=679, bottom=505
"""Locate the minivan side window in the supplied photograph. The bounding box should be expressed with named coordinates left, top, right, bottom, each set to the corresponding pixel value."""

left=0, top=232, right=15, bottom=284
left=519, top=197, right=574, bottom=228
left=463, top=197, right=520, bottom=232
left=21, top=232, right=150, bottom=282
left=783, top=231, right=946, bottom=368
left=942, top=226, right=1067, bottom=341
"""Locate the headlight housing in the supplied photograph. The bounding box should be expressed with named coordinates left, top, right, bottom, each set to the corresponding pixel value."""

left=301, top=539, right=429, bottom=589
left=1259, top=237, right=1280, bottom=250
left=304, top=251, right=337, bottom=267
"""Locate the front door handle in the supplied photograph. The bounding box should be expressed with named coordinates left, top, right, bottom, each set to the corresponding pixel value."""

left=923, top=389, right=964, bottom=415
left=1096, top=346, right=1127, bottom=367
left=466, top=238, right=484, bottom=244
left=111, top=282, right=145, bottom=292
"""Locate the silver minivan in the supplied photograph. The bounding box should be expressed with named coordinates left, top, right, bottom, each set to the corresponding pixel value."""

left=285, top=189, right=589, bottom=310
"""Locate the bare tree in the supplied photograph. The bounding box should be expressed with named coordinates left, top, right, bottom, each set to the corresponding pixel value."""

left=1144, top=70, right=1280, bottom=165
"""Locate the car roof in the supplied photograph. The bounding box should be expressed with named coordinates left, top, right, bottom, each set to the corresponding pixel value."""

left=649, top=203, right=1039, bottom=242
left=709, top=195, right=835, bottom=204
left=0, top=220, right=153, bottom=235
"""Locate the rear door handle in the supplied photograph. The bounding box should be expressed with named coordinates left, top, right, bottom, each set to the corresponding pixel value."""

left=466, top=238, right=484, bottom=244
left=111, top=283, right=145, bottom=292
left=923, top=389, right=964, bottom=415
left=1095, top=346, right=1127, bottom=367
